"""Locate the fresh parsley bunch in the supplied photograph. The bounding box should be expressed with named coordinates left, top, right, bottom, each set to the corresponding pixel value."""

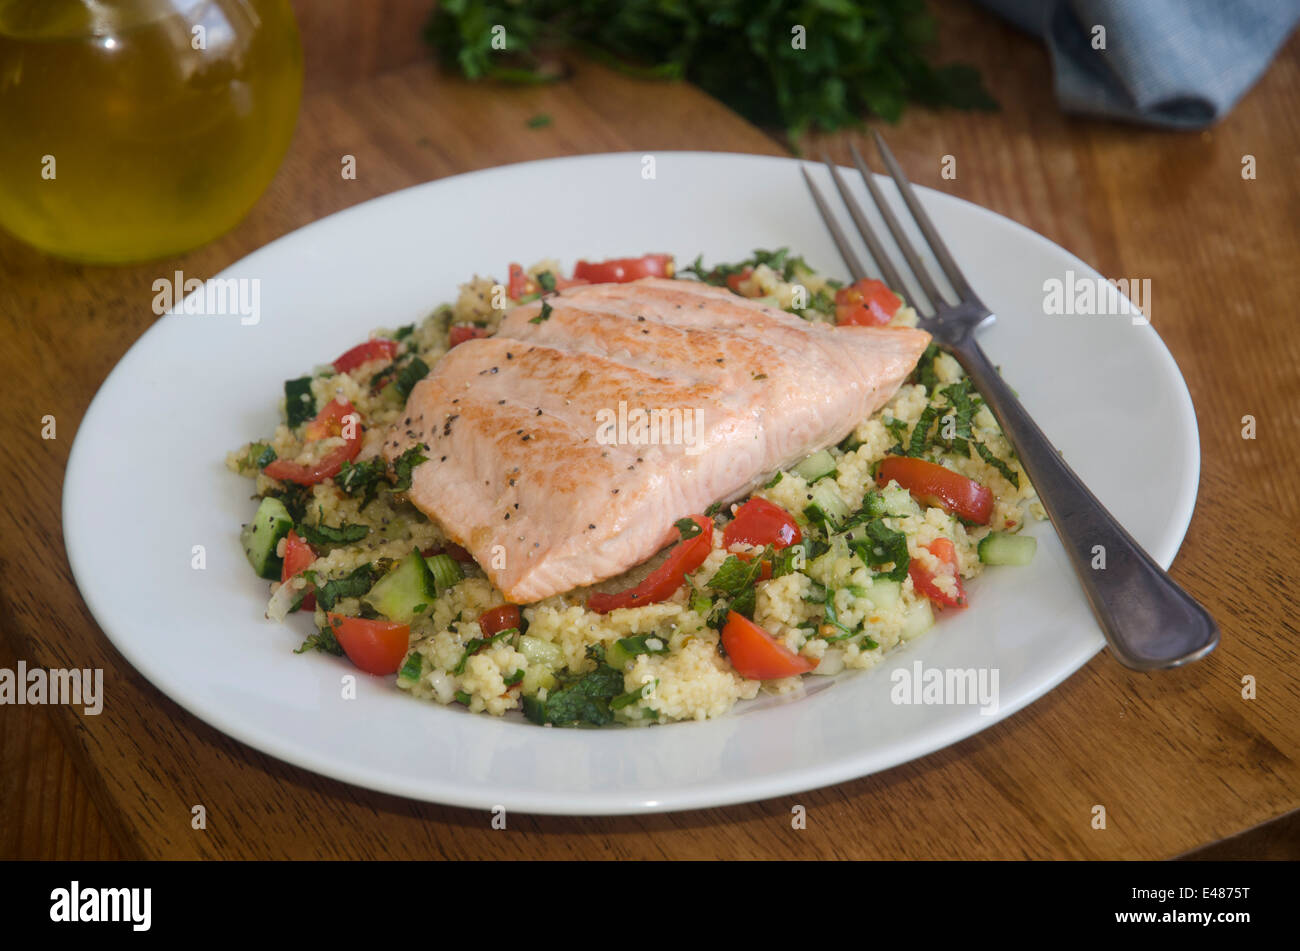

left=426, top=0, right=994, bottom=142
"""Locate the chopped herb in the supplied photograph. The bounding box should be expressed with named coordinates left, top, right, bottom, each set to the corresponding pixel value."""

left=526, top=112, right=552, bottom=129
left=940, top=379, right=975, bottom=455
left=504, top=669, right=525, bottom=687
left=763, top=471, right=784, bottom=489
left=821, top=588, right=857, bottom=641
left=295, top=624, right=344, bottom=657
left=392, top=323, right=416, bottom=341
left=704, top=548, right=772, bottom=625
left=299, top=520, right=370, bottom=548
left=704, top=500, right=725, bottom=517
left=307, top=563, right=381, bottom=611
left=454, top=691, right=472, bottom=706
left=849, top=519, right=910, bottom=582
left=522, top=647, right=624, bottom=726
left=910, top=343, right=941, bottom=392
left=616, top=634, right=670, bottom=656
left=772, top=542, right=806, bottom=578
left=336, top=456, right=388, bottom=509
left=284, top=377, right=316, bottom=429
left=883, top=416, right=910, bottom=453
left=241, top=442, right=276, bottom=471
left=611, top=679, right=657, bottom=710
left=674, top=516, right=703, bottom=541
left=974, top=439, right=1020, bottom=488
left=269, top=482, right=312, bottom=524
left=398, top=652, right=425, bottom=682
left=391, top=443, right=429, bottom=492
left=536, top=270, right=556, bottom=292
left=393, top=356, right=430, bottom=398
left=529, top=300, right=553, bottom=324
left=452, top=628, right=516, bottom=675
left=908, top=405, right=939, bottom=456
left=688, top=588, right=713, bottom=616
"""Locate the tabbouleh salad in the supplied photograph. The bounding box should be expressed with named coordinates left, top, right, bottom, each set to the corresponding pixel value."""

left=227, top=249, right=1043, bottom=727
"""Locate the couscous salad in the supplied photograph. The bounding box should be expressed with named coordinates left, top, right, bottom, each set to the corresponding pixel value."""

left=228, top=250, right=1042, bottom=727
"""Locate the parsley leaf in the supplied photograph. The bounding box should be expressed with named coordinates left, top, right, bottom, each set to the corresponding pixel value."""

left=522, top=647, right=625, bottom=726
left=848, top=520, right=910, bottom=582
left=974, top=439, right=1021, bottom=488
left=391, top=443, right=429, bottom=492
left=393, top=356, right=430, bottom=398
left=674, top=516, right=703, bottom=541
left=307, top=563, right=381, bottom=611
left=299, top=520, right=370, bottom=548
left=295, top=624, right=344, bottom=656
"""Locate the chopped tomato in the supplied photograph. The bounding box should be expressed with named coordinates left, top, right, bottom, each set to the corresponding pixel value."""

left=835, top=278, right=902, bottom=326
left=587, top=515, right=712, bottom=614
left=908, top=538, right=966, bottom=608
left=721, top=611, right=815, bottom=680
left=725, top=267, right=756, bottom=296
left=723, top=498, right=802, bottom=551
left=264, top=397, right=363, bottom=486
left=326, top=614, right=410, bottom=675
left=332, top=338, right=398, bottom=373
left=449, top=324, right=489, bottom=348
left=572, top=253, right=674, bottom=284
left=479, top=605, right=521, bottom=637
left=280, top=529, right=317, bottom=612
left=877, top=456, right=993, bottom=525
left=507, top=262, right=539, bottom=300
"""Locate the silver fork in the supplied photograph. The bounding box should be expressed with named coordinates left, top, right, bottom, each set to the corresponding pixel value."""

left=803, top=131, right=1218, bottom=671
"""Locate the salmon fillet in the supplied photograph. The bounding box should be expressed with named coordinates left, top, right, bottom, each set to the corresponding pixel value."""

left=381, top=277, right=930, bottom=604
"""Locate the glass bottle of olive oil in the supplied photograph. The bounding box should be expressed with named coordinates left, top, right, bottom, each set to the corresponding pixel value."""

left=0, top=0, right=302, bottom=264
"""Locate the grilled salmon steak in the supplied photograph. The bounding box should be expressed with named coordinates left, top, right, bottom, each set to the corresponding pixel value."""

left=381, top=277, right=930, bottom=603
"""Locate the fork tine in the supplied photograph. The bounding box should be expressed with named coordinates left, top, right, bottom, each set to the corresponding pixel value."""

left=870, top=130, right=975, bottom=303
left=801, top=166, right=867, bottom=281
left=820, top=153, right=908, bottom=295
left=848, top=141, right=947, bottom=311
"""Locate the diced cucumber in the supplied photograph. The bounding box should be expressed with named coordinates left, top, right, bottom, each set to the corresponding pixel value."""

left=605, top=640, right=635, bottom=671
left=793, top=449, right=837, bottom=483
left=284, top=376, right=316, bottom=428
left=879, top=483, right=919, bottom=516
left=425, top=553, right=463, bottom=595
left=900, top=598, right=935, bottom=641
left=863, top=577, right=901, bottom=610
left=978, top=532, right=1037, bottom=566
left=240, top=497, right=293, bottom=580
left=520, top=665, right=557, bottom=696
left=804, top=480, right=849, bottom=528
left=362, top=550, right=436, bottom=622
left=517, top=634, right=564, bottom=669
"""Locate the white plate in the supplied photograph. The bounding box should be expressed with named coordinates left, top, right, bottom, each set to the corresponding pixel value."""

left=63, top=152, right=1199, bottom=815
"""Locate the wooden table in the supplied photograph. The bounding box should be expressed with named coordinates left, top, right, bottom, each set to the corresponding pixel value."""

left=3, top=1, right=1298, bottom=860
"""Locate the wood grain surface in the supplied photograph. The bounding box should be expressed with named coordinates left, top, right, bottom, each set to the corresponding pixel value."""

left=1, top=1, right=1297, bottom=860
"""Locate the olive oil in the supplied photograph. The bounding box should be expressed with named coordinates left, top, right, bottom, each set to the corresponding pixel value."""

left=0, top=0, right=302, bottom=263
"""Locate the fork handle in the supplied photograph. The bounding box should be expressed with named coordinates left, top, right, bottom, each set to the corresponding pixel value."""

left=949, top=338, right=1219, bottom=670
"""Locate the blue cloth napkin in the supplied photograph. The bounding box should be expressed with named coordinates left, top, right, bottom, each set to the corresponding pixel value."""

left=976, top=0, right=1300, bottom=127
